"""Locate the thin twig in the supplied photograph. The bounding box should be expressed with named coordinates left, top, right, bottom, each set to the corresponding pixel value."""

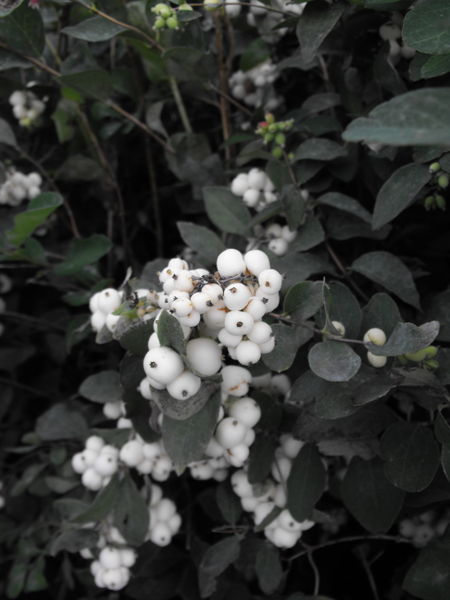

left=209, top=83, right=252, bottom=116
left=325, top=242, right=369, bottom=302
left=144, top=138, right=164, bottom=257
left=213, top=12, right=232, bottom=162
left=19, top=149, right=81, bottom=239
left=0, top=376, right=58, bottom=400
left=306, top=551, right=320, bottom=596
left=269, top=312, right=367, bottom=345
left=356, top=548, right=380, bottom=600
left=289, top=535, right=410, bottom=562
left=0, top=42, right=174, bottom=154
left=169, top=76, right=193, bottom=134
left=75, top=0, right=163, bottom=51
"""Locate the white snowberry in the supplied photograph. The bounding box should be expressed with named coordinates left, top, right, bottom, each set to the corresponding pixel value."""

left=244, top=249, right=271, bottom=276
left=186, top=338, right=222, bottom=376
left=224, top=310, right=254, bottom=336
left=228, top=397, right=261, bottom=428
left=331, top=321, right=346, bottom=336
left=97, top=289, right=122, bottom=314
left=367, top=352, right=387, bottom=368
left=143, top=346, right=184, bottom=385
left=216, top=249, right=246, bottom=278
left=235, top=340, right=262, bottom=365
left=248, top=321, right=273, bottom=345
left=223, top=283, right=252, bottom=311
left=258, top=269, right=283, bottom=294
left=215, top=417, right=248, bottom=448
left=167, top=370, right=201, bottom=400
left=119, top=440, right=144, bottom=467
left=363, top=327, right=387, bottom=346
left=268, top=238, right=288, bottom=256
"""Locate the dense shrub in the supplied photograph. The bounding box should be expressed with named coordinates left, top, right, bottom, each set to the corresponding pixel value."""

left=1, top=0, right=450, bottom=598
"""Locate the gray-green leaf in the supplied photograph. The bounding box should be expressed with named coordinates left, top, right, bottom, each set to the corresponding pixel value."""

left=308, top=341, right=361, bottom=382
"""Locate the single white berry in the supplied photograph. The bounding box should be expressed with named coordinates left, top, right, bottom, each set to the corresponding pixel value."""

left=258, top=269, right=283, bottom=294
left=99, top=547, right=122, bottom=570
left=269, top=527, right=299, bottom=548
left=138, top=378, right=153, bottom=400
left=171, top=297, right=193, bottom=317
left=94, top=453, right=118, bottom=477
left=72, top=452, right=87, bottom=474
left=154, top=498, right=177, bottom=521
left=89, top=292, right=100, bottom=313
left=186, top=338, right=222, bottom=376
left=80, top=449, right=98, bottom=467
left=215, top=417, right=248, bottom=448
left=223, top=283, right=252, bottom=311
left=167, top=370, right=201, bottom=400
left=120, top=548, right=136, bottom=568
left=119, top=440, right=144, bottom=467
left=168, top=258, right=189, bottom=270
left=278, top=510, right=302, bottom=532
left=224, top=310, right=254, bottom=336
left=221, top=365, right=252, bottom=397
left=227, top=443, right=250, bottom=467
left=85, top=436, right=105, bottom=453
left=203, top=305, right=227, bottom=330
left=259, top=337, right=275, bottom=354
left=367, top=352, right=387, bottom=368
left=103, top=567, right=128, bottom=591
left=149, top=522, right=172, bottom=546
left=331, top=321, right=346, bottom=336
left=167, top=513, right=182, bottom=534
left=191, top=291, right=214, bottom=313
left=268, top=238, right=288, bottom=256
left=244, top=297, right=266, bottom=320
left=248, top=321, right=273, bottom=345
left=363, top=328, right=387, bottom=346
left=236, top=340, right=262, bottom=365
left=103, top=401, right=123, bottom=419
left=244, top=249, right=271, bottom=276
left=202, top=284, right=223, bottom=304
left=228, top=397, right=261, bottom=428
left=243, top=188, right=261, bottom=207
left=231, top=173, right=249, bottom=196
left=255, top=289, right=280, bottom=312
left=97, top=289, right=122, bottom=314
left=178, top=310, right=201, bottom=328
left=216, top=249, right=246, bottom=278
left=248, top=168, right=267, bottom=190
left=218, top=328, right=242, bottom=348
left=82, top=468, right=103, bottom=491
left=281, top=225, right=297, bottom=243
left=91, top=311, right=106, bottom=332
left=231, top=471, right=253, bottom=498
left=143, top=346, right=184, bottom=385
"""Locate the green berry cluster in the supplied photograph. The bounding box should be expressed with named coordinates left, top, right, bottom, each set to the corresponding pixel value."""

left=151, top=2, right=192, bottom=30
left=423, top=162, right=449, bottom=211
left=256, top=113, right=294, bottom=159
left=398, top=345, right=439, bottom=370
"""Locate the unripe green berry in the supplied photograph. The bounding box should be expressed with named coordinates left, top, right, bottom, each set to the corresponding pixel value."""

left=429, top=162, right=441, bottom=173
left=424, top=196, right=434, bottom=210
left=435, top=195, right=446, bottom=210
left=264, top=133, right=274, bottom=144
left=425, top=359, right=439, bottom=370
left=404, top=348, right=428, bottom=362
left=272, top=146, right=283, bottom=159
left=178, top=2, right=193, bottom=9
left=275, top=133, right=286, bottom=146
left=424, top=345, right=438, bottom=358
left=438, top=174, right=449, bottom=189
left=166, top=15, right=179, bottom=28
left=265, top=113, right=275, bottom=124
left=154, top=15, right=166, bottom=28
left=268, top=123, right=277, bottom=133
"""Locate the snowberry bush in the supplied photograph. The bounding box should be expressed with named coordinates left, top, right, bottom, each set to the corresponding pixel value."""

left=1, top=0, right=450, bottom=599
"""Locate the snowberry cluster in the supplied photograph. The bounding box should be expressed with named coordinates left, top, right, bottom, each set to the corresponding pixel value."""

left=255, top=113, right=294, bottom=159
left=137, top=249, right=282, bottom=401
left=363, top=327, right=387, bottom=368
left=231, top=168, right=278, bottom=211
left=146, top=484, right=182, bottom=546
left=229, top=61, right=281, bottom=110
left=71, top=436, right=119, bottom=491
left=205, top=395, right=262, bottom=469
left=0, top=170, right=42, bottom=206
left=90, top=544, right=136, bottom=591
left=89, top=287, right=124, bottom=333
left=231, top=434, right=315, bottom=548
left=379, top=18, right=415, bottom=62
left=399, top=510, right=449, bottom=548
left=246, top=0, right=305, bottom=42
left=119, top=437, right=174, bottom=481
left=9, top=90, right=45, bottom=127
